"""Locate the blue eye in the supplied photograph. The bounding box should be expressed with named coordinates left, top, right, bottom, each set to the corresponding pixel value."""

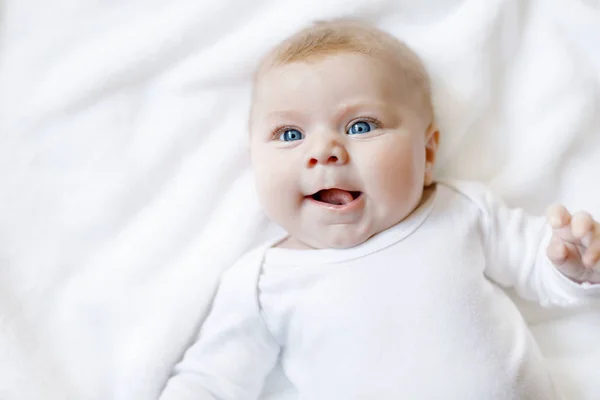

left=347, top=121, right=375, bottom=135
left=279, top=129, right=304, bottom=142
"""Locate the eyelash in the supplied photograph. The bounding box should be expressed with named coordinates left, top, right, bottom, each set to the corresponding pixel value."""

left=346, top=117, right=382, bottom=132
left=271, top=125, right=301, bottom=140
left=270, top=117, right=383, bottom=140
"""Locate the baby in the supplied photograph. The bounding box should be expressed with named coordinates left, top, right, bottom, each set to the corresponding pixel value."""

left=160, top=20, right=600, bottom=399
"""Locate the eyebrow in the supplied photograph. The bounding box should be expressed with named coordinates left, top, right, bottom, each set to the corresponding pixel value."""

left=334, top=100, right=395, bottom=120
left=264, top=109, right=306, bottom=123
left=265, top=101, right=391, bottom=120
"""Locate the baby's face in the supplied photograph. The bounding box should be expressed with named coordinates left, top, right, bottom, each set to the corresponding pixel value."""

left=250, top=53, right=437, bottom=249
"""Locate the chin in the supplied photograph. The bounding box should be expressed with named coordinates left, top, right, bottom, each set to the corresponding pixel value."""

left=289, top=223, right=373, bottom=250
left=327, top=240, right=364, bottom=249
left=320, top=230, right=371, bottom=249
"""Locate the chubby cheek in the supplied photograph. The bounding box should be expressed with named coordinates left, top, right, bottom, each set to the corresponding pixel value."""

left=251, top=149, right=300, bottom=222
left=362, top=138, right=426, bottom=210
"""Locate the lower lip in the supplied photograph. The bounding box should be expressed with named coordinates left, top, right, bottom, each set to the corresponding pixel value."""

left=306, top=193, right=364, bottom=212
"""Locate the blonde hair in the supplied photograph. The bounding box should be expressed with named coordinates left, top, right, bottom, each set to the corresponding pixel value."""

left=254, top=19, right=433, bottom=122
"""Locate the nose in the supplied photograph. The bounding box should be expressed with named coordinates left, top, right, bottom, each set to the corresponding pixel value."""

left=306, top=134, right=349, bottom=168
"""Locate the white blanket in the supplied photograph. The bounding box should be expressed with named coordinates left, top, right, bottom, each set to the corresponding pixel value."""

left=0, top=0, right=599, bottom=399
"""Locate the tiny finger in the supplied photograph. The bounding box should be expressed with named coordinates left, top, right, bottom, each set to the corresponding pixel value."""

left=547, top=204, right=571, bottom=229
left=571, top=211, right=595, bottom=242
left=582, top=241, right=600, bottom=268
left=547, top=237, right=568, bottom=265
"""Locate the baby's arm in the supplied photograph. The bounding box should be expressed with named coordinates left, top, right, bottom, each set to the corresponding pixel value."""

left=457, top=181, right=600, bottom=306
left=160, top=252, right=280, bottom=400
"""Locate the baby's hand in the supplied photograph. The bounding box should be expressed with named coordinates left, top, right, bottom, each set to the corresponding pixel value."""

left=546, top=205, right=600, bottom=284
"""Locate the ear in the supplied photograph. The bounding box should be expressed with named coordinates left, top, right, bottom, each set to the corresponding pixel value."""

left=424, top=123, right=440, bottom=187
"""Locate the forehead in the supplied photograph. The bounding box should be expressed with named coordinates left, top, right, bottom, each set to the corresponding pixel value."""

left=252, top=53, right=402, bottom=114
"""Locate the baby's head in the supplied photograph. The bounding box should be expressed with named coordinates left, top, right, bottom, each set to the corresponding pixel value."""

left=249, top=19, right=439, bottom=249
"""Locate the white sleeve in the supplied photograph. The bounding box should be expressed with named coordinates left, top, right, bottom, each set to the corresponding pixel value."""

left=453, top=181, right=600, bottom=307
left=160, top=250, right=280, bottom=400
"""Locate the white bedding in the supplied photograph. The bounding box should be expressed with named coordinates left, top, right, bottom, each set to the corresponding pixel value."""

left=0, top=0, right=599, bottom=399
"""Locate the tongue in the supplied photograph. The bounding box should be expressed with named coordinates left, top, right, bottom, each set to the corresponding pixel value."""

left=318, top=189, right=354, bottom=205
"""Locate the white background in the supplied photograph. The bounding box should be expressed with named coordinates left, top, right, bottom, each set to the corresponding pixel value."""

left=0, top=0, right=599, bottom=399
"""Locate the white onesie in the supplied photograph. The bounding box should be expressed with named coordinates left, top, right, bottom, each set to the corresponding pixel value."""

left=160, top=181, right=600, bottom=400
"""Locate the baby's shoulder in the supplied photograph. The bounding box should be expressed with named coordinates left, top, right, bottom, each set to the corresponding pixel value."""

left=224, top=243, right=270, bottom=279
left=215, top=243, right=272, bottom=304
left=435, top=179, right=503, bottom=219
left=437, top=179, right=494, bottom=200
left=223, top=235, right=286, bottom=280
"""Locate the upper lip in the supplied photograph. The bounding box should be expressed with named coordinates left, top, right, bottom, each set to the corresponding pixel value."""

left=306, top=187, right=359, bottom=196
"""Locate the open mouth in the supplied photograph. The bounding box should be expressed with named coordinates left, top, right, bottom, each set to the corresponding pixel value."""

left=309, top=189, right=362, bottom=206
